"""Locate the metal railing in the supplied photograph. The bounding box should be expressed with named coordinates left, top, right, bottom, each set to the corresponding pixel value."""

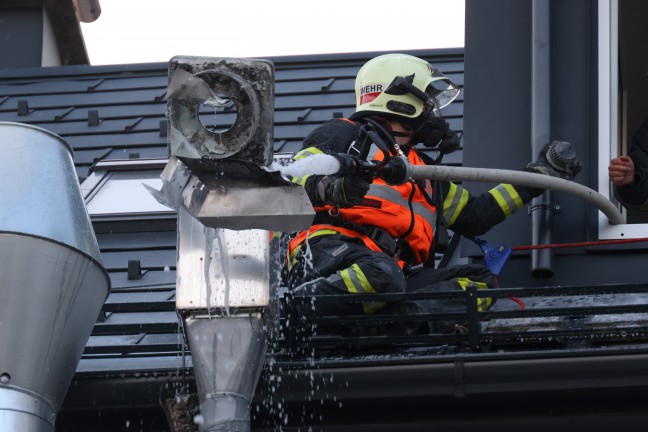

left=276, top=282, right=648, bottom=357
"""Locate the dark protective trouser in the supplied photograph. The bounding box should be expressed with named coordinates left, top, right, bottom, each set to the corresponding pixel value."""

left=385, top=264, right=497, bottom=333
left=288, top=234, right=407, bottom=316
left=287, top=234, right=496, bottom=333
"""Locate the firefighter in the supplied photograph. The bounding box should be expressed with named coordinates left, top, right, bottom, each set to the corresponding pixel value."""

left=286, top=53, right=582, bottom=333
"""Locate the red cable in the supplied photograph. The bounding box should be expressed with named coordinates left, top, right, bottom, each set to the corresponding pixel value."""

left=494, top=275, right=525, bottom=310
left=511, top=236, right=648, bottom=251
left=499, top=237, right=648, bottom=310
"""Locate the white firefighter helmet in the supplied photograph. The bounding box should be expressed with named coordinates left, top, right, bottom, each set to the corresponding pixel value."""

left=354, top=53, right=460, bottom=122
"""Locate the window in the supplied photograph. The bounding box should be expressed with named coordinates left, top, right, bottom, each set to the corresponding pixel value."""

left=598, top=0, right=648, bottom=239
left=81, top=158, right=174, bottom=217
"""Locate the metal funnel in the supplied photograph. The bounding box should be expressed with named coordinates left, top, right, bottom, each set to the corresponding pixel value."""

left=0, top=122, right=110, bottom=431
left=185, top=315, right=267, bottom=432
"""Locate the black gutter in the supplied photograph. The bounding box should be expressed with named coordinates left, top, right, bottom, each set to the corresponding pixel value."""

left=62, top=348, right=648, bottom=411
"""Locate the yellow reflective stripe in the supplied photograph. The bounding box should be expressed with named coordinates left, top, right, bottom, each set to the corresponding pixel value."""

left=291, top=147, right=326, bottom=185
left=294, top=147, right=325, bottom=160
left=456, top=277, right=493, bottom=311
left=288, top=229, right=339, bottom=269
left=340, top=263, right=386, bottom=314
left=291, top=174, right=310, bottom=186
left=488, top=184, right=524, bottom=217
left=443, top=183, right=469, bottom=227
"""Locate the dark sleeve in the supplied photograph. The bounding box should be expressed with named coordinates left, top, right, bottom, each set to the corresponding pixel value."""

left=618, top=120, right=648, bottom=208
left=301, top=118, right=359, bottom=154
left=438, top=179, right=543, bottom=238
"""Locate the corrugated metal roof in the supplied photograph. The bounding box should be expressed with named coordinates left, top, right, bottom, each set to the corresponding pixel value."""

left=0, top=49, right=465, bottom=179
left=0, top=48, right=465, bottom=376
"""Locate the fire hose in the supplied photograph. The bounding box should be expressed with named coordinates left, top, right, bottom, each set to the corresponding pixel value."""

left=334, top=153, right=625, bottom=225
left=407, top=164, right=625, bottom=225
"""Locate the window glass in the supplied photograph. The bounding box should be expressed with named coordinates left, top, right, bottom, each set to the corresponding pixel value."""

left=83, top=168, right=173, bottom=216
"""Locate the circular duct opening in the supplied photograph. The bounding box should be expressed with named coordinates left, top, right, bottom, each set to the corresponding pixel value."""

left=198, top=92, right=238, bottom=134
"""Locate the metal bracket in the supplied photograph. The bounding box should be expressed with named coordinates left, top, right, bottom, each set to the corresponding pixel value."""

left=527, top=202, right=561, bottom=215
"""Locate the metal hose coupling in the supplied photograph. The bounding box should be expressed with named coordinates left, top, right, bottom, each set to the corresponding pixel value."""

left=376, top=156, right=412, bottom=185
left=333, top=153, right=412, bottom=185
left=545, top=140, right=577, bottom=172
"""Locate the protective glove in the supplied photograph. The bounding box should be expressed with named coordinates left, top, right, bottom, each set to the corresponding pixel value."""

left=526, top=140, right=582, bottom=180
left=316, top=175, right=370, bottom=208
left=413, top=116, right=461, bottom=154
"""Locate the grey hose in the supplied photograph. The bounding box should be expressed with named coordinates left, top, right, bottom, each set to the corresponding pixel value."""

left=408, top=165, right=625, bottom=225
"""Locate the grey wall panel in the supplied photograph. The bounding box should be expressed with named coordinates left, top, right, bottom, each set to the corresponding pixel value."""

left=499, top=252, right=648, bottom=288
left=464, top=0, right=538, bottom=270
left=0, top=8, right=43, bottom=68
left=544, top=0, right=591, bottom=244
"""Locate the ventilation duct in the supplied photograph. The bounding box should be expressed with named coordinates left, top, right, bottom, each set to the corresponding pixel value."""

left=0, top=122, right=110, bottom=431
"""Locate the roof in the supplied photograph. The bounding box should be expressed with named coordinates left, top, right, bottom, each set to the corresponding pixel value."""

left=0, top=48, right=465, bottom=181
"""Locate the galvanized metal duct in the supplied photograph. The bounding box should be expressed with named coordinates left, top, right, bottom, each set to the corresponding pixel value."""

left=0, top=122, right=110, bottom=431
left=162, top=57, right=314, bottom=432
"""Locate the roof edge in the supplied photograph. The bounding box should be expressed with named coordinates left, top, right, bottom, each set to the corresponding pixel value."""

left=0, top=48, right=465, bottom=80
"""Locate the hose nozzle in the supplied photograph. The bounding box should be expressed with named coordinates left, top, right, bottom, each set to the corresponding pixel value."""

left=334, top=153, right=411, bottom=185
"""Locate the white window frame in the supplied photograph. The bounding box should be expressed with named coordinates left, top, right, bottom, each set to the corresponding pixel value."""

left=597, top=0, right=647, bottom=239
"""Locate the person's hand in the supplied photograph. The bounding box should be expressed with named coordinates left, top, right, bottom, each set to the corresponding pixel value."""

left=316, top=176, right=370, bottom=208
left=526, top=141, right=582, bottom=180
left=608, top=155, right=636, bottom=186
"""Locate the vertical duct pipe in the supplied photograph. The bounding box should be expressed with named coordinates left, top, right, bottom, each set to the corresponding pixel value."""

left=160, top=57, right=314, bottom=432
left=531, top=0, right=554, bottom=278
left=0, top=122, right=110, bottom=431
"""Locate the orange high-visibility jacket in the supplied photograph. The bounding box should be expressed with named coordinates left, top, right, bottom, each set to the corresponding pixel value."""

left=320, top=149, right=436, bottom=264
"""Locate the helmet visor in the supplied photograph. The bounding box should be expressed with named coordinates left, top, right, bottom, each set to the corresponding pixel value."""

left=426, top=66, right=460, bottom=109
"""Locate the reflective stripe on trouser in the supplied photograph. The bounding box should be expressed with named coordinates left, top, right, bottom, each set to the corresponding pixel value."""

left=455, top=277, right=493, bottom=311
left=340, top=263, right=386, bottom=314
left=391, top=264, right=497, bottom=333
left=288, top=234, right=406, bottom=316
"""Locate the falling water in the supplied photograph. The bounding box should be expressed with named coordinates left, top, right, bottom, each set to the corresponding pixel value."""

left=267, top=153, right=341, bottom=179
left=203, top=226, right=215, bottom=316
left=202, top=226, right=233, bottom=317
